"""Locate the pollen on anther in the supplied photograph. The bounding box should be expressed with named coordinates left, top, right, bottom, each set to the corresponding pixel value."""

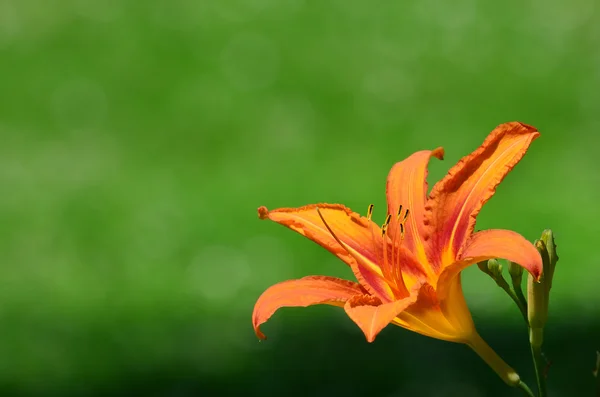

left=367, top=204, right=374, bottom=221
left=383, top=214, right=392, bottom=226
left=381, top=214, right=392, bottom=236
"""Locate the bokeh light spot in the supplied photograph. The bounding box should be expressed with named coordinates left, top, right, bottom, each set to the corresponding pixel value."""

left=52, top=78, right=108, bottom=130
left=221, top=32, right=280, bottom=92
left=189, top=245, right=251, bottom=302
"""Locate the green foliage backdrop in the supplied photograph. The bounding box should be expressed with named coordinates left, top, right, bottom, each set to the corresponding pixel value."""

left=0, top=1, right=598, bottom=395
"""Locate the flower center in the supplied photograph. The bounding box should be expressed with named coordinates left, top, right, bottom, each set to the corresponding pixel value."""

left=316, top=205, right=412, bottom=301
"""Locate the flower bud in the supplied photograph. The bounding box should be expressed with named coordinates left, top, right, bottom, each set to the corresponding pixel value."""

left=508, top=261, right=524, bottom=286
left=487, top=259, right=504, bottom=280
left=540, top=229, right=558, bottom=291
left=479, top=259, right=528, bottom=323
left=477, top=260, right=492, bottom=276
left=481, top=259, right=512, bottom=291
left=528, top=239, right=550, bottom=347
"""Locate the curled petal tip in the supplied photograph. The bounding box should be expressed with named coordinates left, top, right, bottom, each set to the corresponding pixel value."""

left=432, top=147, right=445, bottom=160
left=514, top=121, right=538, bottom=132
left=258, top=206, right=269, bottom=220
left=528, top=255, right=543, bottom=283
left=255, top=327, right=267, bottom=340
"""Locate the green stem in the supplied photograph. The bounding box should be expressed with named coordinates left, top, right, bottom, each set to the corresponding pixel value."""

left=495, top=279, right=528, bottom=325
left=530, top=329, right=547, bottom=397
left=517, top=380, right=536, bottom=397
left=594, top=351, right=600, bottom=397
left=513, top=282, right=528, bottom=315
left=508, top=266, right=528, bottom=316
left=467, top=332, right=535, bottom=394
left=507, top=288, right=528, bottom=325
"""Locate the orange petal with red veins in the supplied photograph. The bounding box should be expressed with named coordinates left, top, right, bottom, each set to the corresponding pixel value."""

left=383, top=242, right=428, bottom=289
left=425, top=122, right=540, bottom=269
left=257, top=204, right=395, bottom=301
left=386, top=148, right=444, bottom=270
left=252, top=276, right=365, bottom=340
left=344, top=293, right=418, bottom=342
left=436, top=229, right=543, bottom=299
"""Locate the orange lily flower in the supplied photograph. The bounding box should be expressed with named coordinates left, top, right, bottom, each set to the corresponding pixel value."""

left=252, top=122, right=543, bottom=386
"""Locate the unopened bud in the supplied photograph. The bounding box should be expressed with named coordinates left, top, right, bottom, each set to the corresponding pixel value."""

left=528, top=239, right=550, bottom=347
left=540, top=229, right=558, bottom=291
left=488, top=259, right=504, bottom=279
left=477, top=260, right=492, bottom=276
left=483, top=259, right=512, bottom=291
left=479, top=259, right=527, bottom=323
left=508, top=261, right=524, bottom=286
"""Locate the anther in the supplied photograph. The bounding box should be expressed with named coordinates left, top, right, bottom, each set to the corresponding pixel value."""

left=396, top=206, right=409, bottom=223
left=381, top=214, right=392, bottom=236
left=384, top=214, right=392, bottom=225
left=367, top=204, right=374, bottom=221
left=395, top=205, right=409, bottom=239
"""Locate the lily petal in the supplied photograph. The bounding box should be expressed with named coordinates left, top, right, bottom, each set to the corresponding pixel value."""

left=383, top=242, right=428, bottom=289
left=425, top=122, right=540, bottom=269
left=252, top=275, right=365, bottom=339
left=344, top=293, right=418, bottom=342
left=386, top=148, right=444, bottom=270
left=394, top=283, right=470, bottom=343
left=438, top=274, right=476, bottom=338
left=258, top=204, right=395, bottom=301
left=436, top=229, right=543, bottom=299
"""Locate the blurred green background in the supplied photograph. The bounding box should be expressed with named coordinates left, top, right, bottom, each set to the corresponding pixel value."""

left=0, top=0, right=599, bottom=396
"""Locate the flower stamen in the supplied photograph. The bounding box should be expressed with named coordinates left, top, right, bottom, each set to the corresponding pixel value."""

left=381, top=214, right=392, bottom=237
left=392, top=205, right=410, bottom=296
left=383, top=211, right=409, bottom=298
left=381, top=214, right=397, bottom=293
left=390, top=208, right=401, bottom=289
